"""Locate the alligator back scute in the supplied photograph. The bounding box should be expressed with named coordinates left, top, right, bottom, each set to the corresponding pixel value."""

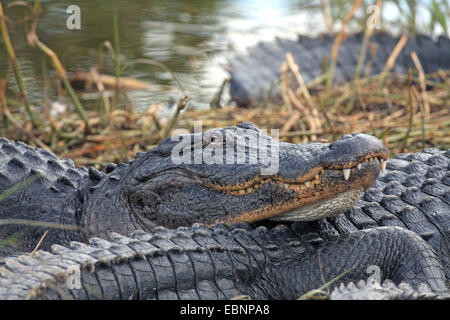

left=0, top=138, right=88, bottom=194
left=0, top=138, right=91, bottom=257
left=344, top=205, right=379, bottom=230
left=155, top=228, right=225, bottom=300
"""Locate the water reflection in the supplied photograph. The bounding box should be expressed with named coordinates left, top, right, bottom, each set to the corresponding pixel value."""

left=1, top=0, right=439, bottom=114
left=0, top=0, right=328, bottom=113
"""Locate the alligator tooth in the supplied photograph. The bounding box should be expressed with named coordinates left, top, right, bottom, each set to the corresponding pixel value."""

left=343, top=168, right=351, bottom=181
left=305, top=181, right=311, bottom=188
left=357, top=163, right=362, bottom=170
left=247, top=187, right=253, bottom=192
left=284, top=183, right=290, bottom=188
left=380, top=159, right=386, bottom=172
left=239, top=189, right=245, bottom=195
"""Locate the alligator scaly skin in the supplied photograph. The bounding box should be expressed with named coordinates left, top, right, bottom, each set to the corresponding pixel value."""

left=0, top=149, right=448, bottom=299
left=0, top=138, right=89, bottom=257
left=301, top=148, right=450, bottom=283
left=0, top=224, right=447, bottom=299
left=0, top=125, right=390, bottom=257
left=229, top=33, right=450, bottom=106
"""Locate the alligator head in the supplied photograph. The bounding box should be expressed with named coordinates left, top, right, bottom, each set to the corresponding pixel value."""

left=82, top=123, right=388, bottom=236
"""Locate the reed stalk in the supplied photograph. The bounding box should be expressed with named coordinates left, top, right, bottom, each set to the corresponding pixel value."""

left=33, top=38, right=90, bottom=131
left=326, top=0, right=363, bottom=87
left=160, top=95, right=191, bottom=141
left=26, top=0, right=90, bottom=131
left=355, top=0, right=382, bottom=80
left=112, top=0, right=121, bottom=110
left=0, top=3, right=38, bottom=127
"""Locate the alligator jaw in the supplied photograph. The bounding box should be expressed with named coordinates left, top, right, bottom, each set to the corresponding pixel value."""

left=204, top=155, right=386, bottom=196
left=269, top=188, right=363, bottom=221
left=211, top=155, right=384, bottom=225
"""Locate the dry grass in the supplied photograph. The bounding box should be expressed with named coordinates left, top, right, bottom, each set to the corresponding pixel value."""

left=2, top=66, right=448, bottom=170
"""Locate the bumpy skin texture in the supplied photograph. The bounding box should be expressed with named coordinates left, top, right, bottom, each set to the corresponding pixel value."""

left=0, top=138, right=89, bottom=257
left=347, top=149, right=450, bottom=282
left=284, top=148, right=450, bottom=287
left=229, top=33, right=450, bottom=106
left=0, top=225, right=447, bottom=300
left=0, top=148, right=448, bottom=299
left=0, top=123, right=388, bottom=257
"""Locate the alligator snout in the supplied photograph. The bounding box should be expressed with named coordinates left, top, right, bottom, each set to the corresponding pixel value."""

left=324, top=133, right=389, bottom=168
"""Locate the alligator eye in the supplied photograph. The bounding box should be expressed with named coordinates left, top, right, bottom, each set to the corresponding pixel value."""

left=137, top=198, right=145, bottom=208
left=129, top=190, right=160, bottom=220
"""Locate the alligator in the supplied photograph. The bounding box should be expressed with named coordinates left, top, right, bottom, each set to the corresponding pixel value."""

left=0, top=122, right=389, bottom=257
left=228, top=33, right=450, bottom=106
left=0, top=123, right=448, bottom=299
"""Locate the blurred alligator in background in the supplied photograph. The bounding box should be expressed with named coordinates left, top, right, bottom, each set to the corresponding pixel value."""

left=0, top=123, right=448, bottom=299
left=228, top=33, right=450, bottom=106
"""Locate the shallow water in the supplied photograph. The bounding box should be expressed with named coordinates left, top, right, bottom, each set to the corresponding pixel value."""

left=0, top=0, right=443, bottom=114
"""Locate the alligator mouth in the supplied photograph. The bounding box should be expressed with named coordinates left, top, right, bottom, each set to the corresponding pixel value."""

left=140, top=151, right=387, bottom=226
left=202, top=153, right=387, bottom=225
left=202, top=153, right=387, bottom=195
